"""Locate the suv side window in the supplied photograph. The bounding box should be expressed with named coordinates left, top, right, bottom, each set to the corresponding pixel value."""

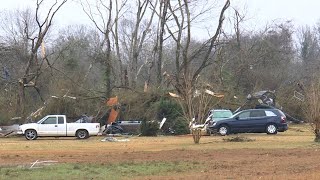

left=238, top=111, right=250, bottom=119
left=250, top=110, right=266, bottom=117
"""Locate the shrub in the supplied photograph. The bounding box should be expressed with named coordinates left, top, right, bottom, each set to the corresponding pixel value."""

left=172, top=117, right=190, bottom=135
left=140, top=120, right=159, bottom=136
left=43, top=99, right=77, bottom=116
left=156, top=98, right=185, bottom=134
left=223, top=136, right=255, bottom=142
left=156, top=99, right=182, bottom=120
left=0, top=114, right=10, bottom=126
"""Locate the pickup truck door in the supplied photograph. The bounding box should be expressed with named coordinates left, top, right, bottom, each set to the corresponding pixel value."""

left=57, top=116, right=67, bottom=136
left=38, top=116, right=59, bottom=136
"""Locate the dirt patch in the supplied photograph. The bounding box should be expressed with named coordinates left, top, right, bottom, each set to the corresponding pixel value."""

left=1, top=131, right=320, bottom=179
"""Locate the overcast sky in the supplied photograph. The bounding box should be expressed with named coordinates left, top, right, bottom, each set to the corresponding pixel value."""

left=235, top=0, right=320, bottom=30
left=0, top=0, right=319, bottom=36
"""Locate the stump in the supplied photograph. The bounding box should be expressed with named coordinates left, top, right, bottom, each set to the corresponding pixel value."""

left=192, top=128, right=202, bottom=144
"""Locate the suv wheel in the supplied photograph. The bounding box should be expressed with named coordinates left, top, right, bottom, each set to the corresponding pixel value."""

left=218, top=125, right=229, bottom=136
left=266, top=124, right=277, bottom=134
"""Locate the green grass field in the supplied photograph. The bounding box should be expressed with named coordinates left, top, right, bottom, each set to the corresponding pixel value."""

left=0, top=161, right=201, bottom=180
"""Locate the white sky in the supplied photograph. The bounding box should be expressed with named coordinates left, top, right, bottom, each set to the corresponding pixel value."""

left=0, top=0, right=319, bottom=36
left=234, top=0, right=320, bottom=30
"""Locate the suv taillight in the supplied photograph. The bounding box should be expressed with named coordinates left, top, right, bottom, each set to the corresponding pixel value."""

left=281, top=116, right=286, bottom=123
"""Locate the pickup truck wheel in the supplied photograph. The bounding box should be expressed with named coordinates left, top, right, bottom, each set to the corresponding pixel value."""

left=25, top=129, right=37, bottom=140
left=76, top=130, right=89, bottom=139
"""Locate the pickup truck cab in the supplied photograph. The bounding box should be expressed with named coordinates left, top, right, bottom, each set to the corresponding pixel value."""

left=18, top=115, right=100, bottom=140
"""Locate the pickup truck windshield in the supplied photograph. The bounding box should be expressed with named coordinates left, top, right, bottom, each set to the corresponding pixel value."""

left=36, top=116, right=64, bottom=124
left=37, top=117, right=57, bottom=124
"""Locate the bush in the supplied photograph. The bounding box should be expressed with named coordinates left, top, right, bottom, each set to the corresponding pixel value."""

left=156, top=98, right=185, bottom=133
left=172, top=117, right=190, bottom=135
left=0, top=114, right=10, bottom=126
left=156, top=99, right=182, bottom=120
left=223, top=136, right=255, bottom=142
left=118, top=91, right=162, bottom=121
left=157, top=99, right=191, bottom=135
left=41, top=97, right=100, bottom=120
left=140, top=120, right=159, bottom=136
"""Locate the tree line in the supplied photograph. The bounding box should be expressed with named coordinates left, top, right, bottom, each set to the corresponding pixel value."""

left=0, top=0, right=320, bottom=135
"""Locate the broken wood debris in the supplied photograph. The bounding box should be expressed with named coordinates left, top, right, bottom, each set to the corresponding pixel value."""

left=30, top=160, right=58, bottom=169
left=101, top=137, right=130, bottom=142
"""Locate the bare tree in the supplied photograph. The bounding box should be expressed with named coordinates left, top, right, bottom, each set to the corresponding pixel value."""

left=127, top=0, right=157, bottom=88
left=8, top=0, right=68, bottom=118
left=112, top=0, right=128, bottom=86
left=156, top=0, right=169, bottom=86
left=81, top=0, right=115, bottom=98
left=298, top=26, right=320, bottom=80
left=0, top=9, right=37, bottom=57
left=81, top=0, right=134, bottom=97
left=305, top=79, right=320, bottom=142
left=165, top=0, right=230, bottom=121
left=141, top=0, right=168, bottom=92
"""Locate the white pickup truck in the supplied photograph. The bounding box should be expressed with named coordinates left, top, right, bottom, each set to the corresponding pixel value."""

left=18, top=115, right=100, bottom=140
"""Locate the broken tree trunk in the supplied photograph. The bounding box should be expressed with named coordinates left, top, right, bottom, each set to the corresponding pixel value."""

left=192, top=128, right=202, bottom=144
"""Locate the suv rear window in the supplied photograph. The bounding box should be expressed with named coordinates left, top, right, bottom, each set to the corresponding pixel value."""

left=265, top=111, right=277, bottom=117
left=250, top=110, right=266, bottom=117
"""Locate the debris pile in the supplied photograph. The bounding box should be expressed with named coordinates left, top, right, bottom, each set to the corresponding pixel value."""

left=30, top=160, right=58, bottom=169
left=101, top=137, right=130, bottom=142
left=0, top=125, right=19, bottom=137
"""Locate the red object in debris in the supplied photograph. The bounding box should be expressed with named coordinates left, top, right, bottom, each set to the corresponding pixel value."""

left=107, top=108, right=119, bottom=124
left=106, top=96, right=118, bottom=106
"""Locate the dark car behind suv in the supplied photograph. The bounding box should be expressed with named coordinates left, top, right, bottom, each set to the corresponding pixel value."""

left=208, top=109, right=288, bottom=136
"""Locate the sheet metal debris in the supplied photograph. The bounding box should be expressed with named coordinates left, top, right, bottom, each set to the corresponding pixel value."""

left=101, top=137, right=130, bottom=142
left=30, top=160, right=58, bottom=169
left=0, top=125, right=19, bottom=137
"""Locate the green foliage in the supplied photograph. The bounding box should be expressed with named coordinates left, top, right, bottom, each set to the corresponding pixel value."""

left=155, top=98, right=188, bottom=133
left=65, top=57, right=78, bottom=70
left=43, top=99, right=77, bottom=116
left=41, top=97, right=100, bottom=121
left=172, top=117, right=190, bottom=135
left=0, top=114, right=10, bottom=126
left=0, top=161, right=196, bottom=180
left=119, top=91, right=162, bottom=120
left=156, top=98, right=182, bottom=120
left=117, top=92, right=188, bottom=135
left=140, top=119, right=159, bottom=136
left=223, top=136, right=255, bottom=142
